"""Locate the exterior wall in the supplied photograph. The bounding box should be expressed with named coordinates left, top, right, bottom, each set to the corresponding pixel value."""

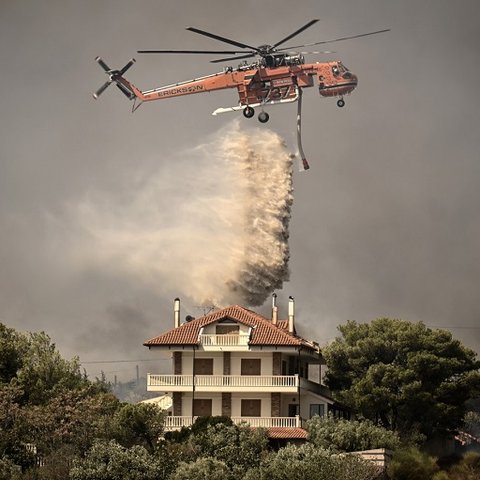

left=230, top=352, right=273, bottom=376
left=222, top=392, right=232, bottom=416
left=271, top=392, right=281, bottom=417
left=173, top=392, right=183, bottom=416
left=299, top=390, right=332, bottom=420
left=173, top=352, right=182, bottom=374
left=223, top=352, right=231, bottom=375
left=272, top=352, right=282, bottom=375
left=181, top=392, right=224, bottom=417
left=231, top=392, right=272, bottom=417
left=201, top=322, right=251, bottom=336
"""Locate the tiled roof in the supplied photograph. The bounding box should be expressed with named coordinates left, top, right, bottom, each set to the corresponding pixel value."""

left=144, top=304, right=317, bottom=351
left=266, top=427, right=308, bottom=439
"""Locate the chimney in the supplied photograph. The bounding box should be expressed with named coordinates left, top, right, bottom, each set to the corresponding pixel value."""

left=288, top=296, right=295, bottom=333
left=174, top=298, right=180, bottom=328
left=272, top=293, right=278, bottom=326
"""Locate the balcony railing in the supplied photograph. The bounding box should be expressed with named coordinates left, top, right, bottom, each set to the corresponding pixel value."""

left=148, top=374, right=299, bottom=392
left=199, top=334, right=250, bottom=347
left=163, top=415, right=301, bottom=430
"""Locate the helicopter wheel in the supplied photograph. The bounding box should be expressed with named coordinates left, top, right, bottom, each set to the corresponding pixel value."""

left=258, top=111, right=270, bottom=123
left=243, top=106, right=255, bottom=118
left=337, top=98, right=345, bottom=108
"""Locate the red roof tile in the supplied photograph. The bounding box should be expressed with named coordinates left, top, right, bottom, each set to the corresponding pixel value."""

left=144, top=304, right=318, bottom=351
left=266, top=427, right=308, bottom=439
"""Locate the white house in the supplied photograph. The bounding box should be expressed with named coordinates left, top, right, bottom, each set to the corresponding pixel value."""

left=144, top=296, right=341, bottom=440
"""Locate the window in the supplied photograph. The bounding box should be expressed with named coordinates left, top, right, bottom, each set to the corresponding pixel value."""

left=241, top=399, right=261, bottom=417
left=241, top=359, right=261, bottom=375
left=193, top=399, right=212, bottom=416
left=194, top=358, right=213, bottom=375
left=310, top=404, right=325, bottom=418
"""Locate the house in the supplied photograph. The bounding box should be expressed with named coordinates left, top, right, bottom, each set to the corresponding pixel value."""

left=143, top=295, right=338, bottom=440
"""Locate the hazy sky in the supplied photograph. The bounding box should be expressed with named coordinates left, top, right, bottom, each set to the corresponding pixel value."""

left=1, top=0, right=479, bottom=381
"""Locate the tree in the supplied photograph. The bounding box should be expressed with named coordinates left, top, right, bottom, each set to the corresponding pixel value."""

left=112, top=402, right=165, bottom=452
left=0, top=324, right=26, bottom=384
left=196, top=422, right=268, bottom=475
left=12, top=331, right=87, bottom=405
left=306, top=414, right=401, bottom=452
left=23, top=387, right=120, bottom=456
left=445, top=452, right=480, bottom=480
left=323, top=318, right=480, bottom=440
left=69, top=440, right=165, bottom=480
left=244, top=443, right=381, bottom=480
left=387, top=447, right=439, bottom=480
left=171, top=457, right=232, bottom=480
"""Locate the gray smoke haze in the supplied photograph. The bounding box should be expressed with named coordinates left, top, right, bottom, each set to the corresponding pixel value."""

left=71, top=121, right=293, bottom=307
left=1, top=1, right=480, bottom=380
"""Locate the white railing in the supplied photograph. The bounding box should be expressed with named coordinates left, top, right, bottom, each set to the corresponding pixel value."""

left=231, top=416, right=301, bottom=428
left=164, top=415, right=300, bottom=430
left=200, top=334, right=250, bottom=346
left=148, top=374, right=299, bottom=389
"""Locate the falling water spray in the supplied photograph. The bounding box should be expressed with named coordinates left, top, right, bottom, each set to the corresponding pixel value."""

left=75, top=121, right=294, bottom=306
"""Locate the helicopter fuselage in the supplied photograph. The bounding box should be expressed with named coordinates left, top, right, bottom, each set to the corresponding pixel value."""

left=117, top=59, right=358, bottom=114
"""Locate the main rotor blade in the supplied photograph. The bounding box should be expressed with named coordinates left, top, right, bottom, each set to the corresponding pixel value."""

left=137, top=49, right=246, bottom=54
left=278, top=28, right=391, bottom=51
left=273, top=19, right=319, bottom=48
left=186, top=27, right=259, bottom=52
left=210, top=52, right=256, bottom=64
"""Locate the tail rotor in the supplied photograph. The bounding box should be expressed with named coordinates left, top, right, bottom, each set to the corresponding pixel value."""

left=93, top=57, right=136, bottom=100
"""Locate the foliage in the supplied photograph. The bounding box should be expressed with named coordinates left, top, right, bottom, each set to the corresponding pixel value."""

left=387, top=446, right=439, bottom=480
left=112, top=402, right=164, bottom=452
left=306, top=414, right=401, bottom=452
left=69, top=440, right=165, bottom=480
left=0, top=324, right=96, bottom=406
left=171, top=457, right=232, bottom=480
left=24, top=387, right=120, bottom=456
left=462, top=411, right=480, bottom=437
left=188, top=421, right=269, bottom=476
left=0, top=456, right=22, bottom=480
left=323, top=318, right=480, bottom=440
left=0, top=324, right=26, bottom=384
left=244, top=443, right=381, bottom=480
left=450, top=452, right=480, bottom=480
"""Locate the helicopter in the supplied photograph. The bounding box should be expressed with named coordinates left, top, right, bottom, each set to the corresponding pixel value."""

left=93, top=20, right=389, bottom=169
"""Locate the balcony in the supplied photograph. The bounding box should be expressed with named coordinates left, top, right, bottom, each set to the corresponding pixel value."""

left=163, top=415, right=301, bottom=431
left=147, top=374, right=299, bottom=393
left=199, top=334, right=250, bottom=350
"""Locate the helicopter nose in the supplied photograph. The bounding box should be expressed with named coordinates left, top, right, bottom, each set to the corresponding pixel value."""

left=342, top=71, right=357, bottom=84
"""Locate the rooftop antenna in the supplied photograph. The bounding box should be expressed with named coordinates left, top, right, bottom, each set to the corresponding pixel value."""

left=195, top=304, right=217, bottom=316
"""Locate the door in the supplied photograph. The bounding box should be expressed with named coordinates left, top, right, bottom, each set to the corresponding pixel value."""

left=288, top=404, right=299, bottom=417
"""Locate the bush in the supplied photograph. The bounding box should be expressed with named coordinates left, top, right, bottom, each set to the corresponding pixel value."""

left=171, top=457, right=232, bottom=480
left=69, top=440, right=164, bottom=480
left=387, top=447, right=438, bottom=480
left=306, top=414, right=401, bottom=452
left=252, top=443, right=381, bottom=480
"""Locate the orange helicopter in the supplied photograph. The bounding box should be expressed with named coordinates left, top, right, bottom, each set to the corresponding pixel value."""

left=93, top=20, right=389, bottom=169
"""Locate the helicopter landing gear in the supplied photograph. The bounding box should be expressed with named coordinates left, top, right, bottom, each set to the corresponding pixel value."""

left=258, top=111, right=270, bottom=123
left=337, top=97, right=345, bottom=108
left=243, top=106, right=255, bottom=118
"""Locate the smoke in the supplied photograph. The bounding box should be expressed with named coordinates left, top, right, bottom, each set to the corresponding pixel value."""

left=73, top=120, right=293, bottom=307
